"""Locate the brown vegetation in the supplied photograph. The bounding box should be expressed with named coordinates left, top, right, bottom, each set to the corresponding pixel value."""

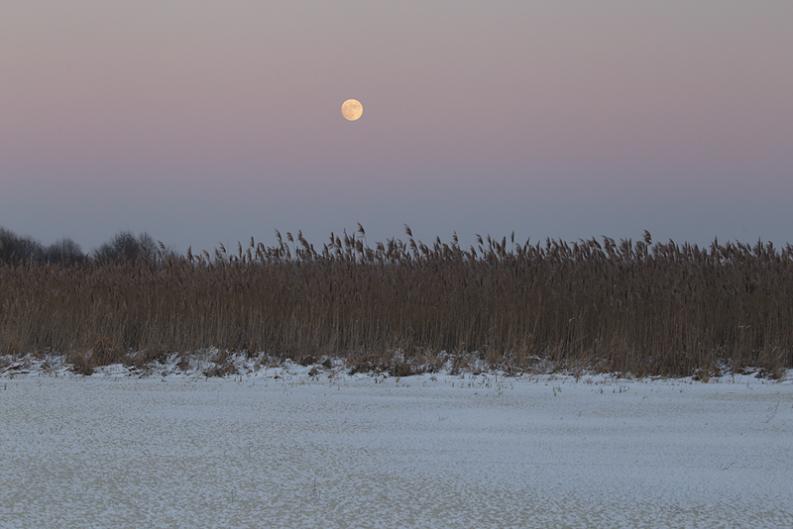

left=1, top=227, right=792, bottom=376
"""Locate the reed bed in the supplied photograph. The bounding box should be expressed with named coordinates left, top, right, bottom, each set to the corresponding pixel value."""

left=1, top=226, right=792, bottom=377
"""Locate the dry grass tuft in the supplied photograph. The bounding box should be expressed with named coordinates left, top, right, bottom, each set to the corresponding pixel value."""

left=67, top=352, right=95, bottom=376
left=202, top=350, right=238, bottom=378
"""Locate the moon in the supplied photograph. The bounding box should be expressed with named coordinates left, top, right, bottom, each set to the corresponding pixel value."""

left=341, top=98, right=364, bottom=121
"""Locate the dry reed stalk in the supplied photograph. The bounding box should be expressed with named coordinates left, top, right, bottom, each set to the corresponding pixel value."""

left=1, top=228, right=792, bottom=376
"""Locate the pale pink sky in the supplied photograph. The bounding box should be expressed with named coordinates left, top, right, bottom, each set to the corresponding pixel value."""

left=1, top=1, right=792, bottom=249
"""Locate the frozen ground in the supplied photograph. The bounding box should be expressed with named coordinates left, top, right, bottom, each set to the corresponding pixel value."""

left=1, top=366, right=792, bottom=529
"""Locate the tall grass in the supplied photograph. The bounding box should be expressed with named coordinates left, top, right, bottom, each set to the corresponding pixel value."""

left=1, top=226, right=792, bottom=376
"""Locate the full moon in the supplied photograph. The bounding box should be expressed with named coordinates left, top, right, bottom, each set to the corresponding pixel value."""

left=341, top=98, right=364, bottom=121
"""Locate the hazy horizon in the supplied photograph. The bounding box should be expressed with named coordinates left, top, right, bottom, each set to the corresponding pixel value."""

left=2, top=1, right=792, bottom=249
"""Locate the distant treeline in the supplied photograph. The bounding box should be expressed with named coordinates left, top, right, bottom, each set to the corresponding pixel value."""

left=0, top=227, right=166, bottom=266
left=1, top=225, right=791, bottom=377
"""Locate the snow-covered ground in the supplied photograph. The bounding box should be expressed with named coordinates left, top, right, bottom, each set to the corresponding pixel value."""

left=1, top=365, right=792, bottom=529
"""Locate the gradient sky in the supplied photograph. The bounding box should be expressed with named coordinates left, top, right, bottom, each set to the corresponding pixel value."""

left=2, top=1, right=792, bottom=250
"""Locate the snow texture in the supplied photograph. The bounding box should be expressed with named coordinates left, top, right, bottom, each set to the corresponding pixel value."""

left=1, top=365, right=792, bottom=529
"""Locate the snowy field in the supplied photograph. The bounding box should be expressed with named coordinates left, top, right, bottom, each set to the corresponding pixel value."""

left=1, top=366, right=792, bottom=529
